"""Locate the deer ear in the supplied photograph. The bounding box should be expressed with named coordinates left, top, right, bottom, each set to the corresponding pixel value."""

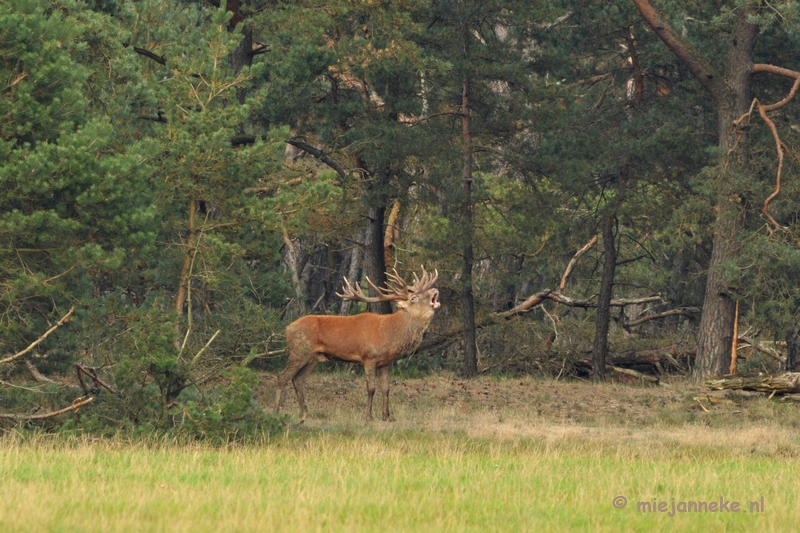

left=395, top=300, right=408, bottom=309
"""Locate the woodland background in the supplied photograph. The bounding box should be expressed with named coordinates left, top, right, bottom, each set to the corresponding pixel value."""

left=3, top=0, right=800, bottom=438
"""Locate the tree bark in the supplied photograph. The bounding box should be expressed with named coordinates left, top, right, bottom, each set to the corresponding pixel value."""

left=364, top=204, right=392, bottom=315
left=174, top=198, right=198, bottom=350
left=384, top=199, right=400, bottom=269
left=591, top=215, right=616, bottom=382
left=694, top=11, right=755, bottom=380
left=225, top=0, right=253, bottom=104
left=786, top=326, right=800, bottom=372
left=461, top=70, right=478, bottom=378
left=340, top=231, right=364, bottom=316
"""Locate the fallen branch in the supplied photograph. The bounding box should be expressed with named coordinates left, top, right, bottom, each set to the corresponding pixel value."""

left=609, top=365, right=659, bottom=384
left=575, top=344, right=695, bottom=371
left=546, top=293, right=663, bottom=309
left=0, top=307, right=75, bottom=366
left=738, top=334, right=785, bottom=363
left=705, top=372, right=800, bottom=394
left=27, top=361, right=81, bottom=389
left=624, top=307, right=699, bottom=328
left=496, top=290, right=553, bottom=319
left=0, top=397, right=94, bottom=420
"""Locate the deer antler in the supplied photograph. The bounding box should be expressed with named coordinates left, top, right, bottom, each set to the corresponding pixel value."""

left=408, top=266, right=438, bottom=294
left=336, top=267, right=437, bottom=303
left=337, top=269, right=409, bottom=303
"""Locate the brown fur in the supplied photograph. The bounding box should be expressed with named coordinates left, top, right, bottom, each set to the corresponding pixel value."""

left=274, top=287, right=440, bottom=421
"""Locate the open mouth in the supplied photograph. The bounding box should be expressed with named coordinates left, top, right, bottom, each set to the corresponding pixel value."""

left=430, top=289, right=441, bottom=309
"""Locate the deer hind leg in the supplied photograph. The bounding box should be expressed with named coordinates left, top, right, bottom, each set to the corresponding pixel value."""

left=378, top=364, right=392, bottom=421
left=363, top=360, right=377, bottom=421
left=292, top=359, right=318, bottom=420
left=274, top=354, right=312, bottom=415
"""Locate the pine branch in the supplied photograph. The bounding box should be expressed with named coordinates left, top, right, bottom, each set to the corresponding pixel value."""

left=0, top=397, right=94, bottom=420
left=133, top=46, right=167, bottom=65
left=632, top=0, right=725, bottom=101
left=0, top=307, right=75, bottom=366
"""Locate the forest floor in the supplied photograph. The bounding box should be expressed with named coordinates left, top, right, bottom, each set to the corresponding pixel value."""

left=255, top=369, right=800, bottom=456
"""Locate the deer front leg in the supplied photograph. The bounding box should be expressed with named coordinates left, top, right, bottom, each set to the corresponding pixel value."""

left=378, top=364, right=392, bottom=421
left=364, top=360, right=377, bottom=421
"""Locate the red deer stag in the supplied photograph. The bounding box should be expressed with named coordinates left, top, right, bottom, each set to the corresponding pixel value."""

left=274, top=267, right=440, bottom=421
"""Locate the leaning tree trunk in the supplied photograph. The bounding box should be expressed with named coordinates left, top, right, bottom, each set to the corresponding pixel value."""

left=461, top=69, right=478, bottom=378
left=591, top=215, right=616, bottom=382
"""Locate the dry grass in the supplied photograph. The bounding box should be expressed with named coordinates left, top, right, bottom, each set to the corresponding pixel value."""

left=260, top=371, right=800, bottom=457
left=1, top=372, right=799, bottom=532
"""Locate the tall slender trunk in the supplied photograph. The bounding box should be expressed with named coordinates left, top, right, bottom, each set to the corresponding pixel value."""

left=461, top=71, right=478, bottom=377
left=174, top=198, right=197, bottom=349
left=225, top=0, right=253, bottom=104
left=384, top=199, right=401, bottom=269
left=364, top=203, right=392, bottom=315
left=352, top=154, right=392, bottom=315
left=340, top=230, right=364, bottom=316
left=591, top=215, right=616, bottom=382
left=786, top=326, right=800, bottom=372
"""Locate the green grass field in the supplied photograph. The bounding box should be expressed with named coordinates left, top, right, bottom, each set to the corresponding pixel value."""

left=1, top=374, right=798, bottom=532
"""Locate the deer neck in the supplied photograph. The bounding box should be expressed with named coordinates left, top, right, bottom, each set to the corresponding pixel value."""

left=388, top=307, right=434, bottom=354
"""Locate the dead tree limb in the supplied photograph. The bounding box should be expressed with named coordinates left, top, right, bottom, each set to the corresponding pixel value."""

left=415, top=233, right=662, bottom=352
left=76, top=364, right=117, bottom=395
left=0, top=307, right=75, bottom=366
left=739, top=334, right=785, bottom=363
left=559, top=235, right=598, bottom=293
left=27, top=361, right=81, bottom=390
left=733, top=64, right=800, bottom=230
left=133, top=46, right=167, bottom=65
left=0, top=397, right=94, bottom=420
left=705, top=372, right=800, bottom=394
left=623, top=307, right=699, bottom=327
left=286, top=139, right=348, bottom=182
left=609, top=365, right=659, bottom=384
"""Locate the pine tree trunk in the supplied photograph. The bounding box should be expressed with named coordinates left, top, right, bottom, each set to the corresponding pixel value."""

left=694, top=13, right=755, bottom=381
left=665, top=252, right=689, bottom=330
left=786, top=326, right=800, bottom=372
left=364, top=204, right=392, bottom=315
left=225, top=0, right=252, bottom=104
left=340, top=230, right=364, bottom=316
left=592, top=215, right=616, bottom=382
left=461, top=71, right=478, bottom=378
